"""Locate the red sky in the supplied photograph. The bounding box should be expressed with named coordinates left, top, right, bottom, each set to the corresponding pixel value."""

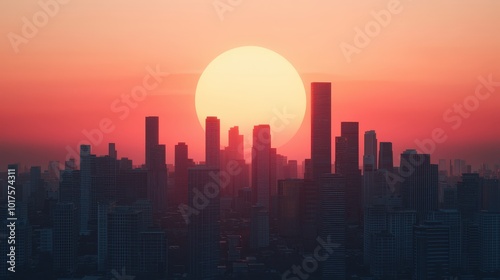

left=1, top=1, right=499, bottom=171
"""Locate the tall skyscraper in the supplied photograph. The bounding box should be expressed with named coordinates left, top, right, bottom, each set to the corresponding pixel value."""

left=205, top=116, right=220, bottom=169
left=145, top=116, right=159, bottom=168
left=413, top=221, right=451, bottom=280
left=108, top=143, right=117, bottom=159
left=479, top=211, right=500, bottom=273
left=400, top=150, right=438, bottom=221
left=252, top=124, right=271, bottom=210
left=311, top=82, right=331, bottom=182
left=363, top=130, right=377, bottom=171
left=363, top=130, right=377, bottom=206
left=378, top=142, right=394, bottom=171
left=145, top=116, right=168, bottom=213
left=175, top=142, right=190, bottom=206
left=53, top=203, right=78, bottom=274
left=228, top=126, right=244, bottom=161
left=80, top=144, right=93, bottom=235
left=188, top=167, right=220, bottom=280
left=250, top=125, right=271, bottom=249
left=319, top=174, right=345, bottom=280
left=336, top=122, right=362, bottom=225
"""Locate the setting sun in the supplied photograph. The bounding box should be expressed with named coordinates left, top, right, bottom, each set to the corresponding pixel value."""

left=195, top=46, right=306, bottom=149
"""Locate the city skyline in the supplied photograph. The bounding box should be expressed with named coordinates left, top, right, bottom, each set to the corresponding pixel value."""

left=2, top=1, right=500, bottom=170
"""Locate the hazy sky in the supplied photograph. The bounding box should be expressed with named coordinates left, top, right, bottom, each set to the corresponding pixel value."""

left=1, top=0, right=499, bottom=170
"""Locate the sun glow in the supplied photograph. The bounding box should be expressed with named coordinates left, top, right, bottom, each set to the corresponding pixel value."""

left=195, top=46, right=306, bottom=148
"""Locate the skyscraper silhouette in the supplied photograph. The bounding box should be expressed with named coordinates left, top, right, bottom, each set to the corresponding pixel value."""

left=175, top=142, right=190, bottom=206
left=378, top=142, right=394, bottom=171
left=336, top=122, right=362, bottom=225
left=205, top=116, right=220, bottom=169
left=145, top=116, right=168, bottom=213
left=311, top=82, right=332, bottom=182
left=188, top=167, right=220, bottom=280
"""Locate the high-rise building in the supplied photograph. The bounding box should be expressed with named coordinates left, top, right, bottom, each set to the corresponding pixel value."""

left=413, top=221, right=450, bottom=280
left=311, top=82, right=331, bottom=182
left=400, top=150, right=438, bottom=221
left=108, top=143, right=117, bottom=159
left=363, top=130, right=377, bottom=206
left=252, top=125, right=271, bottom=210
left=370, top=231, right=396, bottom=279
left=228, top=126, right=244, bottom=161
left=428, top=209, right=461, bottom=272
left=188, top=167, right=220, bottom=279
left=277, top=179, right=303, bottom=238
left=79, top=144, right=93, bottom=235
left=53, top=203, right=78, bottom=274
left=378, top=142, right=394, bottom=171
left=479, top=211, right=500, bottom=273
left=175, top=142, right=190, bottom=206
left=319, top=174, right=345, bottom=280
left=336, top=122, right=362, bottom=225
left=145, top=116, right=159, bottom=167
left=145, top=116, right=168, bottom=213
left=205, top=116, right=220, bottom=169
left=387, top=210, right=416, bottom=269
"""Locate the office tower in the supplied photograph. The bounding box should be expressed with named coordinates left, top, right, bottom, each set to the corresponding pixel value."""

left=117, top=168, right=148, bottom=202
left=311, top=82, right=331, bottom=182
left=438, top=159, right=448, bottom=176
left=479, top=211, right=500, bottom=273
left=363, top=130, right=377, bottom=206
left=252, top=125, right=271, bottom=210
left=145, top=116, right=159, bottom=167
left=363, top=204, right=387, bottom=264
left=413, top=221, right=450, bottom=280
left=145, top=116, right=168, bottom=213
left=90, top=155, right=118, bottom=229
left=205, top=116, right=220, bottom=169
left=457, top=173, right=482, bottom=221
left=108, top=143, right=117, bottom=159
left=370, top=231, right=396, bottom=279
left=175, top=142, right=190, bottom=205
left=97, top=203, right=110, bottom=272
left=378, top=142, right=394, bottom=171
left=364, top=130, right=377, bottom=171
left=59, top=169, right=80, bottom=208
left=277, top=179, right=303, bottom=238
left=428, top=209, right=461, bottom=272
left=457, top=173, right=482, bottom=273
left=336, top=122, right=362, bottom=225
left=319, top=174, right=345, bottom=280
left=400, top=150, right=438, bottom=221
left=482, top=178, right=500, bottom=212
left=270, top=148, right=278, bottom=197
left=303, top=159, right=312, bottom=180
left=250, top=205, right=270, bottom=249
left=53, top=203, right=78, bottom=274
left=387, top=210, right=416, bottom=269
left=80, top=144, right=93, bottom=235
left=139, top=230, right=168, bottom=277
left=188, top=167, right=220, bottom=280
left=108, top=206, right=144, bottom=275
left=286, top=160, right=298, bottom=179
left=228, top=126, right=244, bottom=161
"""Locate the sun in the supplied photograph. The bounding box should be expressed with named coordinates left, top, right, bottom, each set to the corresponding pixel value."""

left=195, top=46, right=306, bottom=150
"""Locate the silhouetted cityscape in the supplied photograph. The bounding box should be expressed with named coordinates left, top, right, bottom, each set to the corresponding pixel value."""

left=2, top=82, right=500, bottom=280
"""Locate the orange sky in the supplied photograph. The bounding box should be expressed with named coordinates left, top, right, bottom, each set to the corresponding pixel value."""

left=1, top=0, right=499, bottom=170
